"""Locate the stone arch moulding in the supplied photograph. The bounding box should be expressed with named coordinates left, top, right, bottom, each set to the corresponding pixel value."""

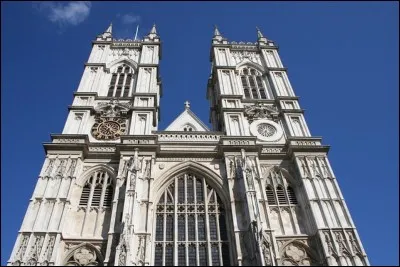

left=75, top=164, right=117, bottom=188
left=263, top=165, right=300, bottom=188
left=151, top=160, right=230, bottom=207
left=235, top=60, right=265, bottom=73
left=106, top=58, right=138, bottom=73
left=62, top=242, right=104, bottom=266
left=278, top=239, right=320, bottom=266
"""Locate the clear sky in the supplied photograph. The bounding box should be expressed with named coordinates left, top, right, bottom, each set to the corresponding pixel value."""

left=1, top=1, right=398, bottom=265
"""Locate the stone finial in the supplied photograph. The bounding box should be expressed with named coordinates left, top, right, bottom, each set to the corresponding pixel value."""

left=256, top=26, right=264, bottom=38
left=150, top=23, right=157, bottom=34
left=184, top=101, right=190, bottom=109
left=106, top=23, right=112, bottom=34
left=214, top=25, right=221, bottom=37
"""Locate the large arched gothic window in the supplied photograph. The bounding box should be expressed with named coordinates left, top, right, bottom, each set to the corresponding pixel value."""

left=240, top=67, right=269, bottom=100
left=107, top=64, right=135, bottom=97
left=154, top=173, right=230, bottom=266
left=79, top=171, right=113, bottom=208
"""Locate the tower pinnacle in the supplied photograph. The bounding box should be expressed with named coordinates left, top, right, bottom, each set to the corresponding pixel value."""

left=106, top=23, right=112, bottom=33
left=214, top=25, right=221, bottom=37
left=256, top=26, right=268, bottom=44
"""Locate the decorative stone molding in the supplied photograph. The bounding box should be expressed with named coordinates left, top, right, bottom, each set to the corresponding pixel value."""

left=88, top=146, right=116, bottom=152
left=158, top=133, right=220, bottom=142
left=94, top=99, right=132, bottom=118
left=244, top=103, right=279, bottom=123
left=156, top=157, right=215, bottom=162
left=262, top=147, right=284, bottom=153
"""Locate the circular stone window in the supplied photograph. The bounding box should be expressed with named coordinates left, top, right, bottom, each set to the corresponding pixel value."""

left=250, top=119, right=283, bottom=142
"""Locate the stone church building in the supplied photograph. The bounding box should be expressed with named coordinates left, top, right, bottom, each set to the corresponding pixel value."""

left=8, top=24, right=369, bottom=266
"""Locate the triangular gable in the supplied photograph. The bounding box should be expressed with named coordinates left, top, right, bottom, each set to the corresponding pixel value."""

left=165, top=108, right=209, bottom=131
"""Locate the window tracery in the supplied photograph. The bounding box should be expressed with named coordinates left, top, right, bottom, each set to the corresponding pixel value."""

left=79, top=171, right=113, bottom=209
left=265, top=169, right=298, bottom=206
left=107, top=64, right=135, bottom=97
left=154, top=173, right=230, bottom=266
left=240, top=67, right=269, bottom=100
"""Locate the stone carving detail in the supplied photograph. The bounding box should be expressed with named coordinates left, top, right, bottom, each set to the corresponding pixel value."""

left=244, top=103, right=279, bottom=123
left=228, top=140, right=251, bottom=146
left=118, top=244, right=127, bottom=266
left=281, top=243, right=314, bottom=266
left=88, top=146, right=116, bottom=152
left=295, top=141, right=317, bottom=146
left=324, top=232, right=338, bottom=256
left=136, top=235, right=146, bottom=264
left=66, top=159, right=77, bottom=178
left=43, top=235, right=56, bottom=262
left=44, top=159, right=55, bottom=178
left=261, top=233, right=273, bottom=265
left=158, top=133, right=220, bottom=142
left=300, top=157, right=311, bottom=178
left=14, top=234, right=29, bottom=262
left=335, top=231, right=351, bottom=255
left=347, top=231, right=362, bottom=255
left=95, top=99, right=132, bottom=118
left=29, top=235, right=45, bottom=262
left=262, top=147, right=283, bottom=153
left=123, top=139, right=153, bottom=144
left=66, top=246, right=99, bottom=266
left=231, top=50, right=261, bottom=65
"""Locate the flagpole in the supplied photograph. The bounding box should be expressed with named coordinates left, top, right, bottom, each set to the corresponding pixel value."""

left=134, top=25, right=139, bottom=40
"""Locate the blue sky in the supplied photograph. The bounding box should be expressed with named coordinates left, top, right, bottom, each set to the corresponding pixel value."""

left=1, top=1, right=398, bottom=265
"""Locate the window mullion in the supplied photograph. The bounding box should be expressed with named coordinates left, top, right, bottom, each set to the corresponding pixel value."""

left=204, top=179, right=212, bottom=266
left=113, top=73, right=119, bottom=97
left=122, top=72, right=128, bottom=97
left=194, top=175, right=200, bottom=266
left=87, top=172, right=97, bottom=208
left=163, top=192, right=167, bottom=266
left=185, top=174, right=189, bottom=266
left=174, top=177, right=178, bottom=266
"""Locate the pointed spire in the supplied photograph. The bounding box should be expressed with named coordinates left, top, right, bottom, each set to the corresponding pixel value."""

left=214, top=25, right=221, bottom=37
left=150, top=23, right=157, bottom=34
left=106, top=23, right=112, bottom=34
left=256, top=26, right=263, bottom=38
left=146, top=23, right=159, bottom=40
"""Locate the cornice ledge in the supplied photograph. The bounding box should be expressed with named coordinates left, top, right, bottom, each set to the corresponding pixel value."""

left=286, top=136, right=330, bottom=154
left=73, top=92, right=98, bottom=97
left=68, top=105, right=95, bottom=112
left=50, top=134, right=89, bottom=144
left=120, top=135, right=158, bottom=145
left=276, top=96, right=300, bottom=101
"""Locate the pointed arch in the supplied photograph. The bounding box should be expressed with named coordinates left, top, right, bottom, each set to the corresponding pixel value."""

left=106, top=58, right=138, bottom=72
left=76, top=164, right=117, bottom=187
left=63, top=242, right=104, bottom=266
left=235, top=59, right=265, bottom=73
left=152, top=161, right=230, bottom=207
left=151, top=161, right=233, bottom=266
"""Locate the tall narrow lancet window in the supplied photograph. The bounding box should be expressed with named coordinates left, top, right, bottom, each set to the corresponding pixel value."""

left=154, top=173, right=230, bottom=266
left=107, top=64, right=134, bottom=97
left=240, top=67, right=269, bottom=100
left=79, top=171, right=113, bottom=208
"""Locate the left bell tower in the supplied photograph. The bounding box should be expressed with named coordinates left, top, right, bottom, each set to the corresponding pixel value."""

left=7, top=24, right=162, bottom=266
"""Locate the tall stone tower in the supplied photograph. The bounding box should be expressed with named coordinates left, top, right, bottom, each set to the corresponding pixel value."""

left=7, top=25, right=369, bottom=266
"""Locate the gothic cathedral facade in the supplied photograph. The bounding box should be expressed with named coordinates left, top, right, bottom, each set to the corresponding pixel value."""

left=8, top=25, right=369, bottom=266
